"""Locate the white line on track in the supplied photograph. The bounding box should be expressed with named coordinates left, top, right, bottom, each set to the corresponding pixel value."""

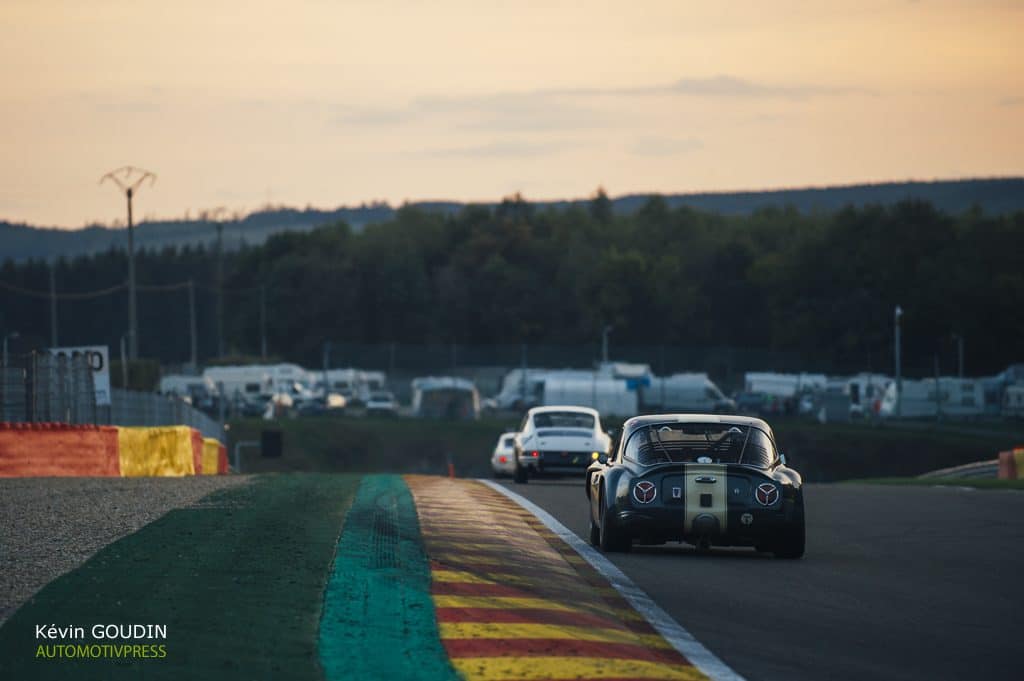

left=481, top=479, right=746, bottom=681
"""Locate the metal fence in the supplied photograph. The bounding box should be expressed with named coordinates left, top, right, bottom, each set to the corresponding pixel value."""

left=1, top=351, right=223, bottom=441
left=110, top=388, right=224, bottom=441
left=1, top=352, right=97, bottom=424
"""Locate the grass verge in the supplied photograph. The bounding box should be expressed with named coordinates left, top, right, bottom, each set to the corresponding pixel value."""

left=0, top=473, right=360, bottom=681
left=227, top=415, right=1024, bottom=482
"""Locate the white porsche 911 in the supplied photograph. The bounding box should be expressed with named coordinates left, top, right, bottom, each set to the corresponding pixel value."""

left=513, top=406, right=612, bottom=484
left=490, top=431, right=518, bottom=477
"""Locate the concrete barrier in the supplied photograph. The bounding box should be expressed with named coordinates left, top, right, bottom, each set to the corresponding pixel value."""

left=0, top=423, right=120, bottom=477
left=997, top=448, right=1024, bottom=480
left=118, top=426, right=202, bottom=477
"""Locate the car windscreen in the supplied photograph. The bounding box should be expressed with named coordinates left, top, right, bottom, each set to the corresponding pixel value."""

left=501, top=437, right=516, bottom=448
left=624, top=423, right=775, bottom=468
left=532, top=412, right=595, bottom=429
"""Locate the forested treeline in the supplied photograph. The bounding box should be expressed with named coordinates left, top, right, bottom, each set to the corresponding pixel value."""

left=1, top=194, right=1022, bottom=375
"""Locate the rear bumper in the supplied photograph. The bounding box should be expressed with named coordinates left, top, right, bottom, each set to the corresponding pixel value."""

left=491, top=455, right=516, bottom=475
left=519, top=451, right=592, bottom=476
left=614, top=502, right=798, bottom=546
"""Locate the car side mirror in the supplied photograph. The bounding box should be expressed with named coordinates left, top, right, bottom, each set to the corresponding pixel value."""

left=778, top=452, right=788, bottom=466
left=597, top=453, right=608, bottom=465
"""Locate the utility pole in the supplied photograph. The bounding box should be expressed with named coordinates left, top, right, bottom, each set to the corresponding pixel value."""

left=188, top=279, right=198, bottom=370
left=259, top=285, right=267, bottom=360
left=203, top=207, right=227, bottom=359
left=322, top=341, right=331, bottom=399
left=2, top=332, right=19, bottom=367
left=894, top=305, right=903, bottom=418
left=520, top=342, right=528, bottom=405
left=601, top=325, right=612, bottom=365
left=49, top=263, right=58, bottom=347
left=100, top=166, right=156, bottom=360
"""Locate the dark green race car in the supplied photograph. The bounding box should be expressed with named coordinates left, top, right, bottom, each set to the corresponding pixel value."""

left=586, top=414, right=805, bottom=558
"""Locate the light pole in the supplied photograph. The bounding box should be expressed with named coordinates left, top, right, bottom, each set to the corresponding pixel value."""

left=100, top=166, right=156, bottom=360
left=894, top=305, right=903, bottom=418
left=952, top=333, right=964, bottom=378
left=2, top=331, right=19, bottom=367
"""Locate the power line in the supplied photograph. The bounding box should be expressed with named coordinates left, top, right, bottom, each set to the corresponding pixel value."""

left=1, top=277, right=265, bottom=298
left=135, top=281, right=192, bottom=292
left=0, top=279, right=127, bottom=300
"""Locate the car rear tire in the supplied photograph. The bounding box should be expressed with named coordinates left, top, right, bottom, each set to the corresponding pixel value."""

left=513, top=460, right=528, bottom=484
left=773, top=490, right=805, bottom=559
left=599, top=495, right=630, bottom=553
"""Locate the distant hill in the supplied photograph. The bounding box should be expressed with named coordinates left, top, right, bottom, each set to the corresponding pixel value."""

left=3, top=178, right=1022, bottom=263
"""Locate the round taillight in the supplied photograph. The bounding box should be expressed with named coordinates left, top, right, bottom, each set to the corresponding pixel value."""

left=498, top=455, right=507, bottom=463
left=531, top=451, right=539, bottom=457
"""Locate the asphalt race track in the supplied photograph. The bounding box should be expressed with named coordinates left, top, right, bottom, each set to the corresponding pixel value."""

left=498, top=480, right=1024, bottom=681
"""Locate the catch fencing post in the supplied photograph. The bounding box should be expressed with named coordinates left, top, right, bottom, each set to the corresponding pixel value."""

left=233, top=440, right=260, bottom=473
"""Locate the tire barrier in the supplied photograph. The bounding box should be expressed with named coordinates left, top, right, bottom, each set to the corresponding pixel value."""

left=118, top=426, right=201, bottom=477
left=997, top=447, right=1024, bottom=480
left=0, top=423, right=119, bottom=477
left=0, top=423, right=227, bottom=477
left=202, top=437, right=228, bottom=475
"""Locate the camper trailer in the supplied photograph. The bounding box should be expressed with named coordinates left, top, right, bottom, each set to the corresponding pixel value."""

left=412, top=376, right=480, bottom=420
left=879, top=378, right=985, bottom=419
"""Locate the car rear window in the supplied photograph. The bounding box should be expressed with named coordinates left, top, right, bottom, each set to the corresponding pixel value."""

left=533, top=412, right=595, bottom=429
left=624, top=423, right=775, bottom=468
left=535, top=429, right=592, bottom=438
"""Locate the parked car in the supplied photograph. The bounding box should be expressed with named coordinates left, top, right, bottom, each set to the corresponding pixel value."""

left=366, top=391, right=398, bottom=417
left=513, top=405, right=612, bottom=483
left=490, top=431, right=518, bottom=477
left=295, top=393, right=347, bottom=417
left=586, top=414, right=805, bottom=558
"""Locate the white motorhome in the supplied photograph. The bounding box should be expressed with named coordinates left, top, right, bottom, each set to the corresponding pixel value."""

left=844, top=373, right=891, bottom=417
left=203, top=365, right=274, bottom=402
left=203, top=363, right=315, bottom=405
left=1002, top=384, right=1024, bottom=419
left=641, top=373, right=734, bottom=413
left=744, top=372, right=827, bottom=398
left=879, top=377, right=985, bottom=419
left=316, top=368, right=388, bottom=403
left=157, top=374, right=218, bottom=409
left=411, top=376, right=480, bottom=420
left=263, top=363, right=315, bottom=397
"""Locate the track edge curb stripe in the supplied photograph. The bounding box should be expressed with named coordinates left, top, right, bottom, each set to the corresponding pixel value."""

left=479, top=479, right=746, bottom=681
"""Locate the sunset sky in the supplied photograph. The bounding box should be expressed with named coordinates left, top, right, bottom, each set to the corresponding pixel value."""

left=1, top=0, right=1021, bottom=228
